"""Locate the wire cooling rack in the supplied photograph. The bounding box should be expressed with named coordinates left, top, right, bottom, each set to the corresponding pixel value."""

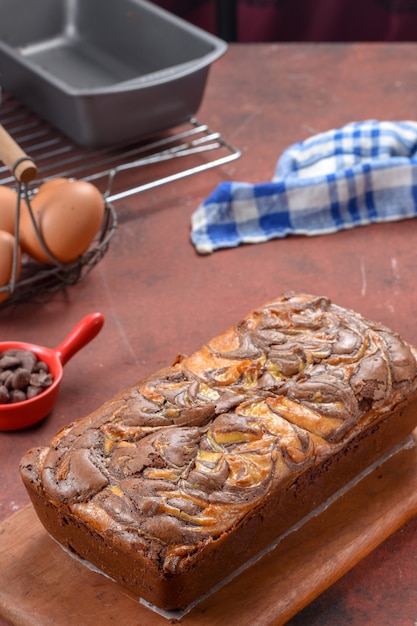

left=0, top=92, right=240, bottom=306
left=0, top=92, right=241, bottom=200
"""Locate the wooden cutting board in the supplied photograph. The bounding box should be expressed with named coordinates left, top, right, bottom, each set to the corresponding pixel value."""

left=2, top=434, right=417, bottom=626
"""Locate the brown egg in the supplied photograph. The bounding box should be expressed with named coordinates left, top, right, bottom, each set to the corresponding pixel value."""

left=0, top=185, right=18, bottom=235
left=19, top=179, right=105, bottom=264
left=0, top=230, right=21, bottom=304
left=35, top=178, right=69, bottom=199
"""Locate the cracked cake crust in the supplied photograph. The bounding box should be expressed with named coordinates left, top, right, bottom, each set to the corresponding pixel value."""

left=19, top=292, right=417, bottom=609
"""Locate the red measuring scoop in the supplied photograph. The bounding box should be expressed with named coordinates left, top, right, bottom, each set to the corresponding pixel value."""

left=0, top=312, right=104, bottom=431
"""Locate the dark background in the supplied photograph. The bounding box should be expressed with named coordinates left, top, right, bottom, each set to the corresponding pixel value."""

left=152, top=0, right=417, bottom=42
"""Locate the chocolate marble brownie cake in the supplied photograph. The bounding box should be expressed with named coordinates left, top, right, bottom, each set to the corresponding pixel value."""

left=20, top=292, right=417, bottom=610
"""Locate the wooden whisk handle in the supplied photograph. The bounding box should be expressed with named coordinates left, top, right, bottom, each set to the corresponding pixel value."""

left=0, top=124, right=37, bottom=184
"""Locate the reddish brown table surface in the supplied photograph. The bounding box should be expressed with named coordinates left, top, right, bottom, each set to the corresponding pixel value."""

left=2, top=42, right=417, bottom=625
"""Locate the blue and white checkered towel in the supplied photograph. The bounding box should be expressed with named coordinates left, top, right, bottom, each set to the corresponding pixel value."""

left=191, top=120, right=417, bottom=254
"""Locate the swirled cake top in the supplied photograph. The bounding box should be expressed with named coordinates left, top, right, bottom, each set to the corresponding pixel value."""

left=35, top=292, right=417, bottom=571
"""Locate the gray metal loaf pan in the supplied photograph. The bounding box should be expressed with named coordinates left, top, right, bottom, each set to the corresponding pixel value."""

left=0, top=0, right=227, bottom=147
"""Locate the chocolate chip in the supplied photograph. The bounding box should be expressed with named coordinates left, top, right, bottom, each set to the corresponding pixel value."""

left=11, top=368, right=31, bottom=390
left=26, top=385, right=44, bottom=399
left=0, top=355, right=20, bottom=369
left=0, top=385, right=9, bottom=404
left=10, top=389, right=27, bottom=403
left=0, top=349, right=53, bottom=404
left=30, top=370, right=53, bottom=388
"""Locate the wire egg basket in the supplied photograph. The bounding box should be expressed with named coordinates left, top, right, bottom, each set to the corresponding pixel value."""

left=0, top=125, right=117, bottom=308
